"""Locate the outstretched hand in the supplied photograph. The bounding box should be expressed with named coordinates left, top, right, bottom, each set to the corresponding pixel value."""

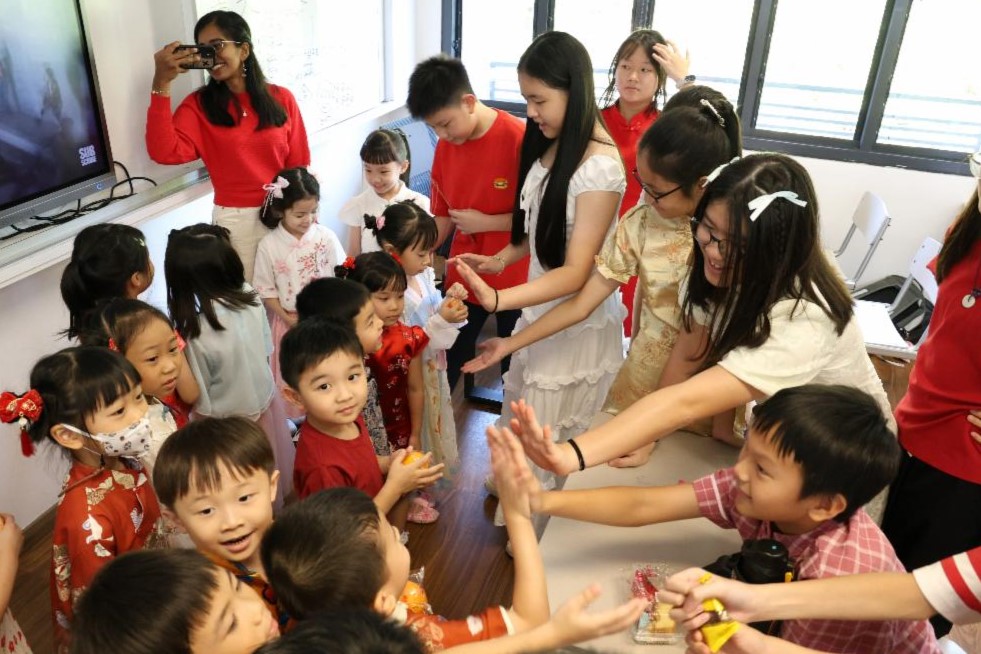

left=448, top=258, right=498, bottom=311
left=487, top=422, right=543, bottom=516
left=544, top=584, right=648, bottom=647
left=663, top=568, right=759, bottom=628
left=508, top=400, right=576, bottom=476
left=461, top=337, right=511, bottom=374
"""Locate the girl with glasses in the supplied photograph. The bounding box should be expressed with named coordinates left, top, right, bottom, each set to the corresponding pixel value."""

left=462, top=88, right=743, bottom=467
left=146, top=10, right=311, bottom=283
left=598, top=29, right=691, bottom=337
left=510, top=153, right=895, bottom=501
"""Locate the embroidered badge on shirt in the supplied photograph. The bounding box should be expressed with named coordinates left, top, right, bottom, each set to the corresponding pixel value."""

left=493, top=178, right=508, bottom=190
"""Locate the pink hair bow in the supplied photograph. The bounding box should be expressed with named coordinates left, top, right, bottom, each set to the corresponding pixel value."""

left=375, top=215, right=386, bottom=230
left=262, top=176, right=290, bottom=199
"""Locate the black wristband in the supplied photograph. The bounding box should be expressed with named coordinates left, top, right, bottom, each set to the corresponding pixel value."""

left=568, top=438, right=586, bottom=472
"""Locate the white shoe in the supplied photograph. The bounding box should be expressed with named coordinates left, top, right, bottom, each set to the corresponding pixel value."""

left=484, top=474, right=498, bottom=497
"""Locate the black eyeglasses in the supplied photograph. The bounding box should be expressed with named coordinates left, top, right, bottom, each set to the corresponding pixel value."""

left=632, top=169, right=681, bottom=204
left=690, top=217, right=732, bottom=258
left=199, top=39, right=243, bottom=52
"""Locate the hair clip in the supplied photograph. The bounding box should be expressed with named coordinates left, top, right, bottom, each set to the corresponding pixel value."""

left=701, top=157, right=741, bottom=188
left=390, top=252, right=402, bottom=265
left=107, top=338, right=119, bottom=352
left=700, top=99, right=725, bottom=127
left=747, top=191, right=808, bottom=222
left=342, top=256, right=357, bottom=271
left=375, top=215, right=386, bottom=230
left=0, top=389, right=44, bottom=457
left=261, top=176, right=290, bottom=212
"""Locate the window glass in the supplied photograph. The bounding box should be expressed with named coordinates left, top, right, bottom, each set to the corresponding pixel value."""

left=461, top=1, right=535, bottom=103
left=197, top=0, right=385, bottom=132
left=878, top=0, right=981, bottom=154
left=756, top=0, right=887, bottom=139
left=553, top=0, right=635, bottom=101
left=649, top=0, right=755, bottom=108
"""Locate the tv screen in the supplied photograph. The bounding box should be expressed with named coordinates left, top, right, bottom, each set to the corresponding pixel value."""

left=0, top=0, right=115, bottom=231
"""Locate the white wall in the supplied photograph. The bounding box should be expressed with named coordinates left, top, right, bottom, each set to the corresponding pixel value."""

left=0, top=0, right=443, bottom=526
left=802, top=156, right=976, bottom=286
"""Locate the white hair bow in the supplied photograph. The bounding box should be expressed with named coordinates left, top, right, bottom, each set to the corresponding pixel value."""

left=701, top=157, right=741, bottom=188
left=747, top=191, right=807, bottom=222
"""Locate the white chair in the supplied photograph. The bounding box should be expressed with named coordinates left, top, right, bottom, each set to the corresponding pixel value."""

left=834, top=191, right=891, bottom=294
left=855, top=236, right=942, bottom=360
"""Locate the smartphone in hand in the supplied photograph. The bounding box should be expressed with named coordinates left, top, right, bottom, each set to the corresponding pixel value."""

left=174, top=44, right=216, bottom=69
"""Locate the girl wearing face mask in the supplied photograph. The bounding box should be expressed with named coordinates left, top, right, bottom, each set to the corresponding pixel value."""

left=0, top=346, right=168, bottom=653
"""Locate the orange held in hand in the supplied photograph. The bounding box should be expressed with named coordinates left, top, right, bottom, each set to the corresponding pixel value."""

left=402, top=451, right=429, bottom=467
left=400, top=580, right=429, bottom=614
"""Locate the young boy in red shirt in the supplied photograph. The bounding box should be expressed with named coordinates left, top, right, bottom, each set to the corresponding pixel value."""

left=407, top=55, right=528, bottom=392
left=279, top=317, right=443, bottom=527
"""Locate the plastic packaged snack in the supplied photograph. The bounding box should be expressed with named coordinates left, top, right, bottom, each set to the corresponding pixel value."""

left=399, top=567, right=431, bottom=615
left=628, top=563, right=682, bottom=645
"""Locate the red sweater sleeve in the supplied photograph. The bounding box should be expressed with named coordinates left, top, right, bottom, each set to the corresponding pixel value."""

left=278, top=87, right=310, bottom=168
left=145, top=92, right=203, bottom=164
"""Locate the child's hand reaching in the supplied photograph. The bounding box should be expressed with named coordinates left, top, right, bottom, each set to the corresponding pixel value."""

left=445, top=282, right=469, bottom=301
left=0, top=513, right=24, bottom=615
left=462, top=337, right=512, bottom=374
left=508, top=400, right=579, bottom=476
left=486, top=423, right=544, bottom=515
left=449, top=259, right=497, bottom=311
left=543, top=584, right=648, bottom=647
left=0, top=514, right=23, bottom=562
left=438, top=296, right=469, bottom=323
left=386, top=449, right=445, bottom=495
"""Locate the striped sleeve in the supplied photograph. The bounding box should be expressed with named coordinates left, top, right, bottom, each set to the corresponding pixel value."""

left=913, top=546, right=981, bottom=625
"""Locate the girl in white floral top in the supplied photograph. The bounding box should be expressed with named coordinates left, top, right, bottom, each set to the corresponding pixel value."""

left=253, top=167, right=345, bottom=418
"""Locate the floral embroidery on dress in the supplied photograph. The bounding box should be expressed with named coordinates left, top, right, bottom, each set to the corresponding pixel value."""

left=52, top=463, right=165, bottom=653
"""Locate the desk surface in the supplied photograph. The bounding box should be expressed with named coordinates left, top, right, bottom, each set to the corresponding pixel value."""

left=540, top=431, right=742, bottom=653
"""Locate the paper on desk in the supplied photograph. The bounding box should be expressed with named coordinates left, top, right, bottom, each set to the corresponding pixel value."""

left=853, top=301, right=909, bottom=349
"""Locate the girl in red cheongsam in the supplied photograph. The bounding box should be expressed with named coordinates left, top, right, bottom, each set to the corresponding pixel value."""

left=337, top=252, right=428, bottom=454
left=1, top=347, right=166, bottom=653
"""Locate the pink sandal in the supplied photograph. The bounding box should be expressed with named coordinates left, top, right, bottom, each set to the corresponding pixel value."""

left=407, top=496, right=439, bottom=524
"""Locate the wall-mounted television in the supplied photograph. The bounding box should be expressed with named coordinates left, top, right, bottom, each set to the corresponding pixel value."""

left=0, top=0, right=115, bottom=231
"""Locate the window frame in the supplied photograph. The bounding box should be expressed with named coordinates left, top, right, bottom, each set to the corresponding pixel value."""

left=443, top=0, right=976, bottom=176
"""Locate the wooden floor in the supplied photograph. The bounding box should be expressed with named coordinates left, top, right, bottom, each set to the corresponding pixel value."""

left=8, top=356, right=910, bottom=654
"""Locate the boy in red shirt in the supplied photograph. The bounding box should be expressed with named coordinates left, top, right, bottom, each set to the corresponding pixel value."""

left=279, top=317, right=443, bottom=526
left=407, top=55, right=528, bottom=392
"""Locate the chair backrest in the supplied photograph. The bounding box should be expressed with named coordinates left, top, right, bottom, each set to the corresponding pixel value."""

left=835, top=191, right=891, bottom=289
left=890, top=236, right=942, bottom=312
left=853, top=192, right=891, bottom=246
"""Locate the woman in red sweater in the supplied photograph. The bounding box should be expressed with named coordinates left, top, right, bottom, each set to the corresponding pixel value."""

left=881, top=160, right=981, bottom=639
left=598, top=29, right=690, bottom=335
left=146, top=10, right=310, bottom=282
